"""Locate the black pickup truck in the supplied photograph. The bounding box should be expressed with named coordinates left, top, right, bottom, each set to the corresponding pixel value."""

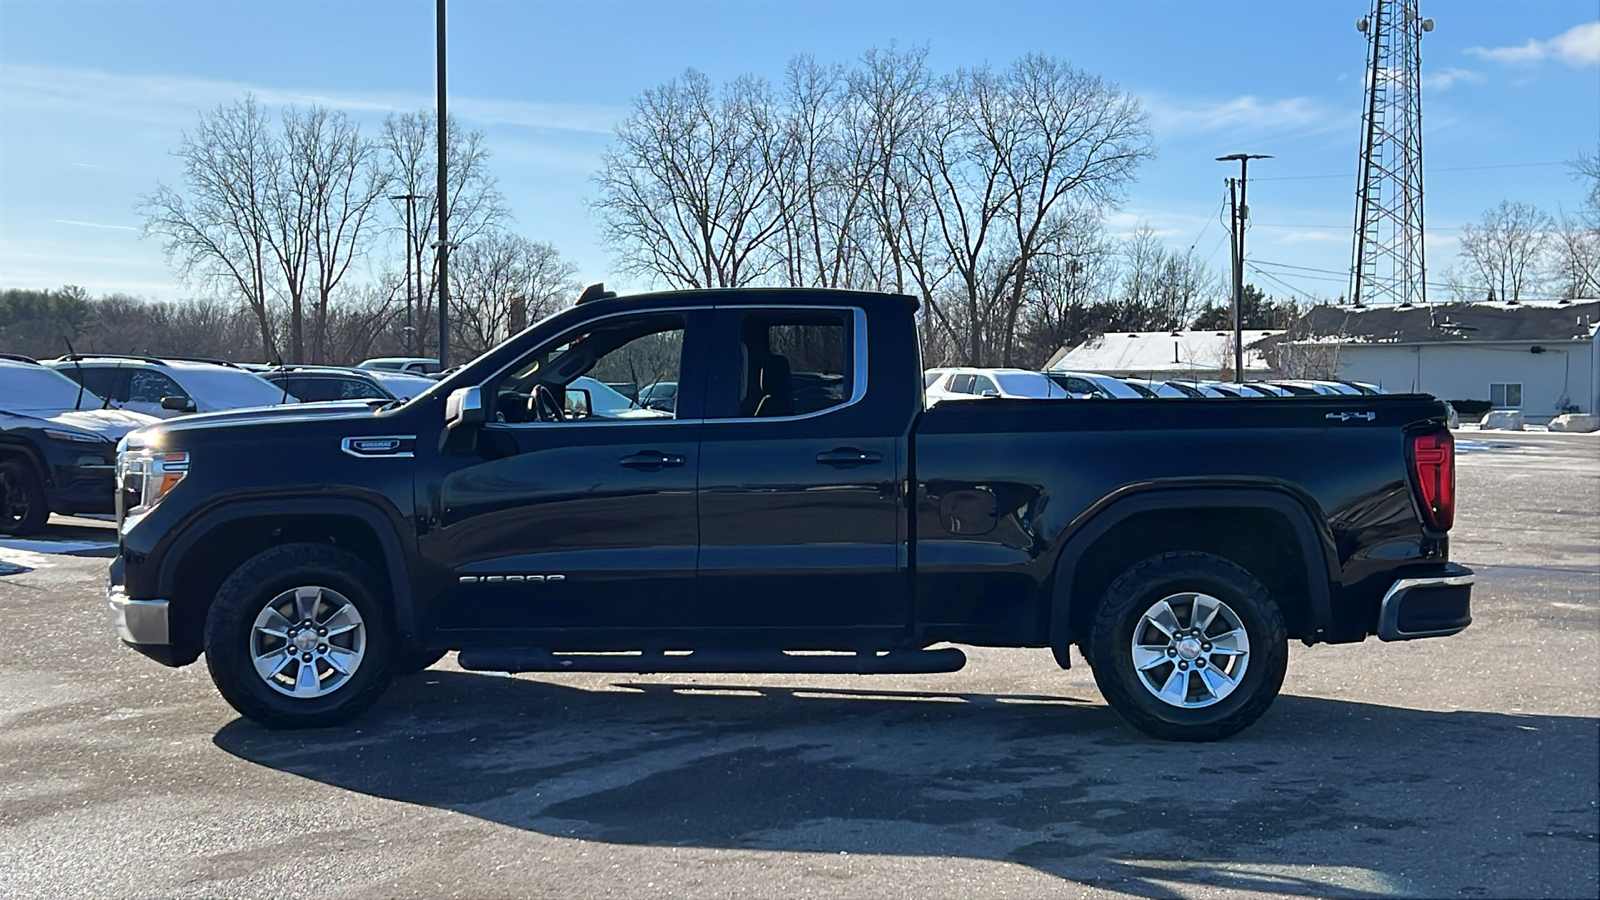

left=107, top=287, right=1472, bottom=741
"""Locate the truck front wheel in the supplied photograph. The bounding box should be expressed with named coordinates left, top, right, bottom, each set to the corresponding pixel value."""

left=1087, top=551, right=1287, bottom=742
left=203, top=543, right=394, bottom=729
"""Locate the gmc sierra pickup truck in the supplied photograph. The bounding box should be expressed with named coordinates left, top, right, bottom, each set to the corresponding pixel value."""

left=107, top=287, right=1472, bottom=741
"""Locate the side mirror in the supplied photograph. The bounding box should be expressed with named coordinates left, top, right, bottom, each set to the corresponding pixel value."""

left=980, top=389, right=1000, bottom=398
left=160, top=395, right=196, bottom=412
left=564, top=388, right=592, bottom=419
left=445, top=386, right=486, bottom=429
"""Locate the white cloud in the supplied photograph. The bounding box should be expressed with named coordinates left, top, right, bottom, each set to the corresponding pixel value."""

left=1421, top=67, right=1484, bottom=90
left=0, top=63, right=625, bottom=134
left=1141, top=94, right=1339, bottom=139
left=1467, top=21, right=1600, bottom=67
left=54, top=219, right=140, bottom=232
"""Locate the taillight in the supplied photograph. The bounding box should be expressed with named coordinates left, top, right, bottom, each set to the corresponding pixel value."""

left=1410, top=429, right=1455, bottom=530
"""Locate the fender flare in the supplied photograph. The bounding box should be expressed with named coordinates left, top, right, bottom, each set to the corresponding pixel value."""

left=157, top=495, right=418, bottom=638
left=1046, top=483, right=1338, bottom=651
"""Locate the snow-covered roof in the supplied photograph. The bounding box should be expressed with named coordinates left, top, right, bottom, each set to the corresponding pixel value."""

left=1046, top=330, right=1280, bottom=375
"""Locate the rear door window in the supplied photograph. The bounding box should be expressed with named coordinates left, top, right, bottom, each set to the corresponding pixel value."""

left=733, top=311, right=851, bottom=418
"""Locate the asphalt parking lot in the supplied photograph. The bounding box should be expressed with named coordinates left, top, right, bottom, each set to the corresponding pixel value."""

left=1, top=432, right=1595, bottom=899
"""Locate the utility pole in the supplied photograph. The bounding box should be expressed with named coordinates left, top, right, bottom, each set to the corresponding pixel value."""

left=390, top=193, right=423, bottom=356
left=1217, top=153, right=1270, bottom=383
left=435, top=0, right=451, bottom=368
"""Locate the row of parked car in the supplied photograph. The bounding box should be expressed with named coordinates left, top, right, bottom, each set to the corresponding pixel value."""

left=923, top=366, right=1385, bottom=404
left=0, top=353, right=444, bottom=535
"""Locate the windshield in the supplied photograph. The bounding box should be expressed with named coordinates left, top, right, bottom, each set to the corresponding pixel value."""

left=993, top=372, right=1064, bottom=398
left=1083, top=375, right=1143, bottom=399
left=0, top=364, right=101, bottom=412
left=177, top=367, right=289, bottom=408
left=366, top=371, right=436, bottom=400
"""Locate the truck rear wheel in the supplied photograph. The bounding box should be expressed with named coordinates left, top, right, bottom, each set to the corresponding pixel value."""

left=1087, top=551, right=1287, bottom=742
left=203, top=543, right=393, bottom=729
left=0, top=458, right=49, bottom=536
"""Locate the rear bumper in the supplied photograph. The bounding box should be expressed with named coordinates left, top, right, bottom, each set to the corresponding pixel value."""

left=1377, top=564, right=1474, bottom=641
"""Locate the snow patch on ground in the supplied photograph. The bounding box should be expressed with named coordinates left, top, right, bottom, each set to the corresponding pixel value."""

left=0, top=538, right=117, bottom=555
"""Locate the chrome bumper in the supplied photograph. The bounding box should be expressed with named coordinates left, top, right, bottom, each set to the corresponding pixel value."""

left=1378, top=565, right=1474, bottom=641
left=108, top=582, right=170, bottom=645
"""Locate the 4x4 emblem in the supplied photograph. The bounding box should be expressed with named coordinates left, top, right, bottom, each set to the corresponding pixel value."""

left=1326, top=411, right=1377, bottom=422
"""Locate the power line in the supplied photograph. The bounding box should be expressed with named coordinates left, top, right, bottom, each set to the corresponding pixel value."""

left=1253, top=161, right=1566, bottom=182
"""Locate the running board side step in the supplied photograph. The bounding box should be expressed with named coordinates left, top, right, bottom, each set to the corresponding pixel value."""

left=456, top=647, right=967, bottom=675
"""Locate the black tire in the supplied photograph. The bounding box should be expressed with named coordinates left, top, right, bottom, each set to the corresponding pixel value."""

left=1087, top=551, right=1287, bottom=742
left=204, top=543, right=393, bottom=729
left=0, top=458, right=49, bottom=536
left=393, top=646, right=447, bottom=675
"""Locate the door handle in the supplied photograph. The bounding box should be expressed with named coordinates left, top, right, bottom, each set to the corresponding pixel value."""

left=620, top=451, right=686, bottom=469
left=816, top=448, right=882, bottom=468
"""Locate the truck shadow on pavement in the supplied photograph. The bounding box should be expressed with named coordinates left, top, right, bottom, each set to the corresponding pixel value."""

left=214, top=670, right=1598, bottom=899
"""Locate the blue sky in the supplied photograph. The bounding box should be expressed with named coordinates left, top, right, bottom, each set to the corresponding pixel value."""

left=1, top=0, right=1596, bottom=303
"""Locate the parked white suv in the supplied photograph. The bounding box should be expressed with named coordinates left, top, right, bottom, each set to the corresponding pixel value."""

left=47, top=356, right=289, bottom=418
left=925, top=367, right=1071, bottom=405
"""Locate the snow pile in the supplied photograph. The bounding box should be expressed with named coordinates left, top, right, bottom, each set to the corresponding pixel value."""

left=1547, top=413, right=1600, bottom=433
left=1480, top=410, right=1526, bottom=431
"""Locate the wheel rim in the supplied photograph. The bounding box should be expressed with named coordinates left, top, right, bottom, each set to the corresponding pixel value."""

left=1130, top=591, right=1250, bottom=709
left=250, top=585, right=367, bottom=699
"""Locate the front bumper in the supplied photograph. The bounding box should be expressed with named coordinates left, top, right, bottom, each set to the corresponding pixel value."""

left=1377, top=563, right=1474, bottom=641
left=108, top=580, right=170, bottom=645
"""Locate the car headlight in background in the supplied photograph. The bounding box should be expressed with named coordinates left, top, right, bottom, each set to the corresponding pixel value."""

left=44, top=428, right=108, bottom=444
left=117, top=446, right=189, bottom=517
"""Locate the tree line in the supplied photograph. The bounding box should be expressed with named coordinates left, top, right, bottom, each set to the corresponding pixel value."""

left=10, top=44, right=1592, bottom=371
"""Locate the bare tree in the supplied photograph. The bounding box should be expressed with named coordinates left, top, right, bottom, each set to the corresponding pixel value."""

left=593, top=70, right=790, bottom=288
left=1457, top=200, right=1553, bottom=302
left=1549, top=207, right=1600, bottom=300
left=291, top=107, right=390, bottom=364
left=140, top=95, right=279, bottom=359
left=382, top=110, right=508, bottom=356
left=1548, top=149, right=1600, bottom=299
left=1015, top=208, right=1118, bottom=366
left=142, top=98, right=390, bottom=364
left=449, top=234, right=580, bottom=357
left=991, top=54, right=1153, bottom=364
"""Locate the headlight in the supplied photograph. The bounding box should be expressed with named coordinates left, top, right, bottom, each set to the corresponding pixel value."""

left=117, top=446, right=189, bottom=517
left=44, top=429, right=107, bottom=444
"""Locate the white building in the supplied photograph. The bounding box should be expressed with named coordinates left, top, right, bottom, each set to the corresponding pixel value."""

left=1045, top=329, right=1281, bottom=381
left=1277, top=300, right=1599, bottom=424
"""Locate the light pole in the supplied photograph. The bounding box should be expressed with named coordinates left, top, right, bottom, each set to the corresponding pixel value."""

left=435, top=0, right=452, bottom=369
left=1216, top=153, right=1271, bottom=382
left=390, top=192, right=424, bottom=356
left=431, top=239, right=459, bottom=364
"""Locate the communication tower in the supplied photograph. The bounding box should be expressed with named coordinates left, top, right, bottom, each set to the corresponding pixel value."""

left=1349, top=0, right=1433, bottom=307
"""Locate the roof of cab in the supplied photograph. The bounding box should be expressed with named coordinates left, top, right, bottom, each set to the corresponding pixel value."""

left=583, top=286, right=921, bottom=314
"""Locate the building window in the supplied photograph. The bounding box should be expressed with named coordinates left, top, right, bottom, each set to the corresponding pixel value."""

left=1489, top=382, right=1522, bottom=408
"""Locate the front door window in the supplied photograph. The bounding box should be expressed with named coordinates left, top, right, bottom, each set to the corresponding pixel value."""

left=492, top=314, right=685, bottom=424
